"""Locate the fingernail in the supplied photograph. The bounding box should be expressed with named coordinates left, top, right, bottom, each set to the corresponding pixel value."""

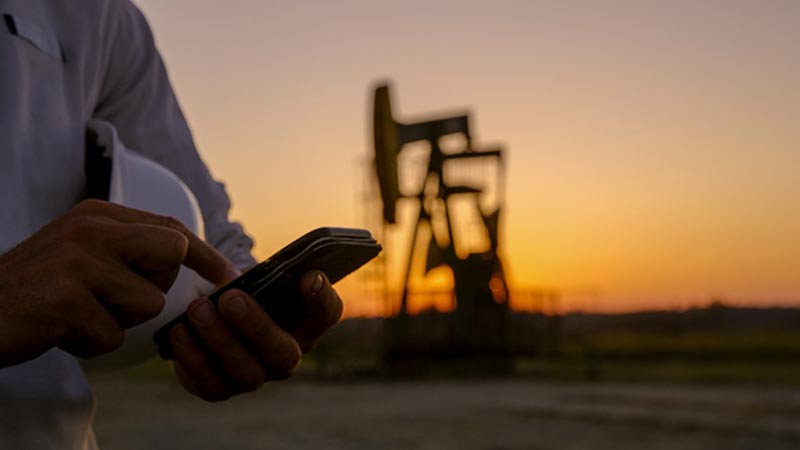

left=191, top=301, right=216, bottom=327
left=172, top=325, right=192, bottom=347
left=312, top=273, right=324, bottom=294
left=223, top=294, right=248, bottom=319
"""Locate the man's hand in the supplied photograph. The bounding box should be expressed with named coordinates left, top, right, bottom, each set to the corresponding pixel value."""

left=169, top=270, right=343, bottom=402
left=0, top=199, right=234, bottom=368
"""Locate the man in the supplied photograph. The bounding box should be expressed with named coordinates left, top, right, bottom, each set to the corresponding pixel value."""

left=0, top=1, right=342, bottom=448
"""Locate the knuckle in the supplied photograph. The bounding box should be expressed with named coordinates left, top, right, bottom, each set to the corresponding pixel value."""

left=66, top=344, right=97, bottom=359
left=196, top=379, right=231, bottom=403
left=127, top=291, right=167, bottom=326
left=230, top=366, right=265, bottom=392
left=63, top=216, right=109, bottom=240
left=203, top=390, right=232, bottom=403
left=104, top=327, right=126, bottom=352
left=145, top=292, right=167, bottom=318
left=266, top=340, right=301, bottom=379
left=74, top=198, right=108, bottom=214
left=60, top=242, right=93, bottom=267
left=160, top=216, right=187, bottom=234
left=71, top=322, right=124, bottom=357
left=93, top=324, right=125, bottom=353
left=248, top=318, right=273, bottom=342
left=79, top=257, right=108, bottom=286
left=212, top=330, right=240, bottom=350
left=53, top=290, right=83, bottom=321
left=47, top=321, right=70, bottom=346
left=267, top=368, right=295, bottom=381
left=155, top=218, right=189, bottom=261
left=167, top=233, right=189, bottom=262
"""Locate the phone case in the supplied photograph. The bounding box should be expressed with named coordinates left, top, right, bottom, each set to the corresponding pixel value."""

left=153, top=227, right=381, bottom=359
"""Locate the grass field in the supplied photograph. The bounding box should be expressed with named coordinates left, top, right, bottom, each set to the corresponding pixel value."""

left=109, top=326, right=800, bottom=388
left=87, top=322, right=800, bottom=449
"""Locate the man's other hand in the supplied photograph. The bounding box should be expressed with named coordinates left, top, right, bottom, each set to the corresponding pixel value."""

left=169, top=270, right=343, bottom=402
left=0, top=199, right=235, bottom=368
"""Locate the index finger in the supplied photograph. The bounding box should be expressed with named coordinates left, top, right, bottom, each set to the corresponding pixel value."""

left=73, top=200, right=236, bottom=285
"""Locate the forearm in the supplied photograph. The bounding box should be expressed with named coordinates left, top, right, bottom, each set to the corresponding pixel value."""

left=92, top=0, right=257, bottom=268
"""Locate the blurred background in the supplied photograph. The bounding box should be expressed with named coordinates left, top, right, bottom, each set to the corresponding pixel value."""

left=90, top=1, right=800, bottom=449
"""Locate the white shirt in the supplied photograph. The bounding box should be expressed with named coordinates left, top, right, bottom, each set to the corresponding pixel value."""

left=0, top=0, right=257, bottom=448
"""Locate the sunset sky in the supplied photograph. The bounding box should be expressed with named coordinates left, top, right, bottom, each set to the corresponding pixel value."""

left=133, top=0, right=799, bottom=315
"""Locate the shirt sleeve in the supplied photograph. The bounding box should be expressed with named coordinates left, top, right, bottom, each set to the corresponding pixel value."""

left=92, top=0, right=257, bottom=270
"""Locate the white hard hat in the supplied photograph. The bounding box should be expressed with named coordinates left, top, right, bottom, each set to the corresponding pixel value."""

left=82, top=120, right=212, bottom=371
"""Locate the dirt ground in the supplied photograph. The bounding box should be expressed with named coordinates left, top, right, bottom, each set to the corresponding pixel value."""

left=91, top=378, right=800, bottom=450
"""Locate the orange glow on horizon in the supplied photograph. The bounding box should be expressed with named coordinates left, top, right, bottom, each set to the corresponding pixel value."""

left=134, top=0, right=800, bottom=315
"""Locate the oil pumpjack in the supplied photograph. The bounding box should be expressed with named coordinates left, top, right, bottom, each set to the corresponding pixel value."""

left=372, top=83, right=511, bottom=364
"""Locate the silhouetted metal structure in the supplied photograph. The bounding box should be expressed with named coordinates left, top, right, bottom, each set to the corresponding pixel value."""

left=372, top=83, right=511, bottom=365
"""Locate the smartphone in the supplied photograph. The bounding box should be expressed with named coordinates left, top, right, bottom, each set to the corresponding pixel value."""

left=153, top=227, right=382, bottom=359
